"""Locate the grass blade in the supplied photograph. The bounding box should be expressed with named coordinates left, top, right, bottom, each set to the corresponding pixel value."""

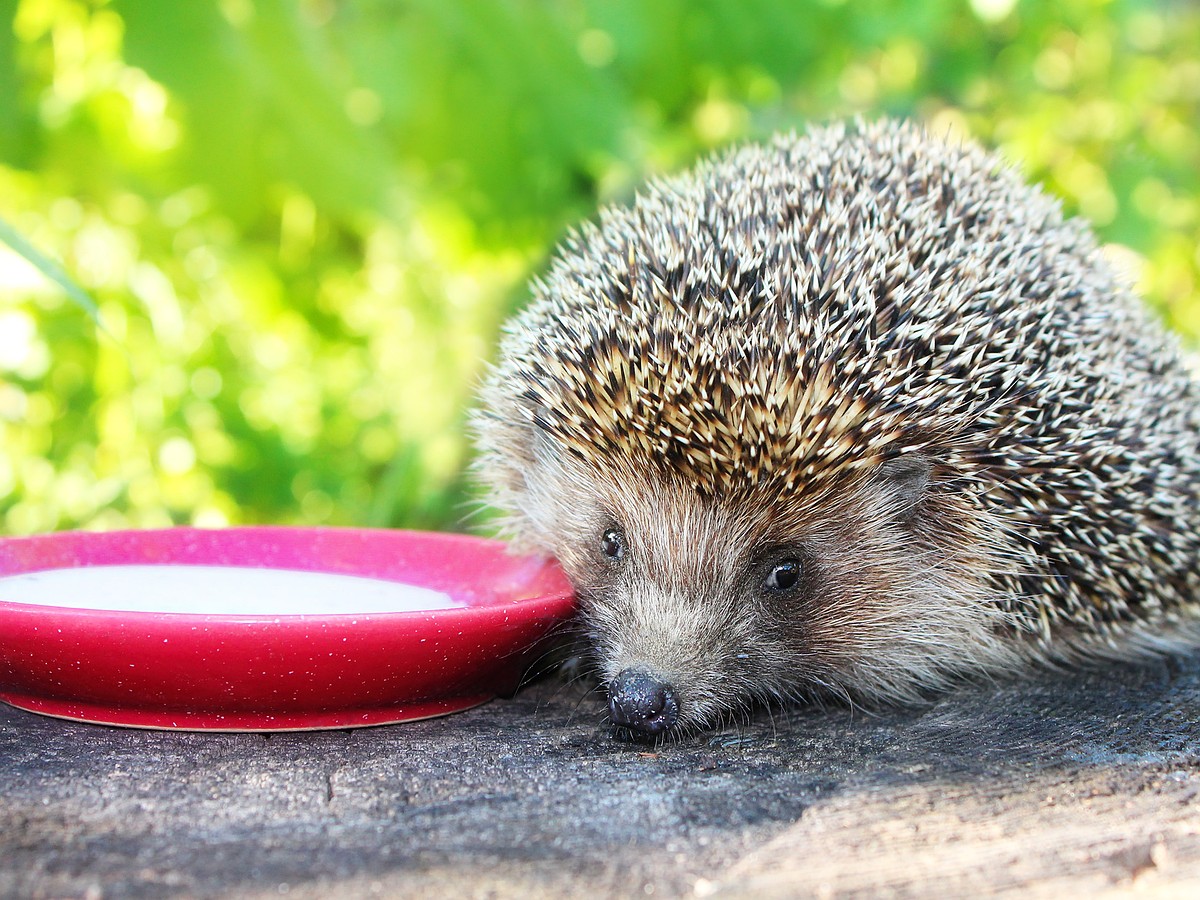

left=0, top=215, right=106, bottom=330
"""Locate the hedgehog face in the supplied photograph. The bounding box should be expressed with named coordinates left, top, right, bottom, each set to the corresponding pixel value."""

left=514, top=435, right=1011, bottom=738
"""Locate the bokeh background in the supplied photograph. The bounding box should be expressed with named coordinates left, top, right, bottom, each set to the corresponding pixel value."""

left=0, top=0, right=1197, bottom=536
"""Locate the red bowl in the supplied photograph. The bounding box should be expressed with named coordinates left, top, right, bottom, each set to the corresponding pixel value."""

left=0, top=527, right=575, bottom=731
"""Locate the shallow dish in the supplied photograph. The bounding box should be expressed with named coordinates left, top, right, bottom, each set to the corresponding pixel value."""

left=0, top=527, right=574, bottom=731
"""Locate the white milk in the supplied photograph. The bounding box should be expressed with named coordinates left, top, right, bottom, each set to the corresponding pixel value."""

left=0, top=564, right=463, bottom=615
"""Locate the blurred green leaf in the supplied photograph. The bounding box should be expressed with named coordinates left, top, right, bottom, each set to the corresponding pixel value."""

left=116, top=0, right=395, bottom=221
left=0, top=0, right=26, bottom=164
left=0, top=0, right=1196, bottom=534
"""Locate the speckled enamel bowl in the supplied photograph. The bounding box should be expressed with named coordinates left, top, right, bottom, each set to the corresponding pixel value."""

left=0, top=527, right=574, bottom=731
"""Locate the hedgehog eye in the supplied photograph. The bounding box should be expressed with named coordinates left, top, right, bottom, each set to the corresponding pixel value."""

left=764, top=559, right=802, bottom=593
left=600, top=527, right=627, bottom=562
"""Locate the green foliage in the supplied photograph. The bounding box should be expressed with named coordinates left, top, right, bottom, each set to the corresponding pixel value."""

left=0, top=0, right=1197, bottom=534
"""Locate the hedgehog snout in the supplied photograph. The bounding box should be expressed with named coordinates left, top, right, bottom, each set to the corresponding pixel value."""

left=607, top=667, right=680, bottom=738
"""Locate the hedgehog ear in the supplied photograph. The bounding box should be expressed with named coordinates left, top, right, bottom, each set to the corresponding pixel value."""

left=529, top=411, right=564, bottom=466
left=524, top=410, right=589, bottom=504
left=876, top=453, right=932, bottom=522
left=514, top=413, right=571, bottom=538
left=520, top=412, right=608, bottom=544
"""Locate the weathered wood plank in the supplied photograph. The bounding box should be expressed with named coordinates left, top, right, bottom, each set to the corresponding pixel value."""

left=4, top=657, right=1200, bottom=898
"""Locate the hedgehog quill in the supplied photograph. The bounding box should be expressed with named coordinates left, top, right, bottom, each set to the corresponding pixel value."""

left=472, top=119, right=1200, bottom=740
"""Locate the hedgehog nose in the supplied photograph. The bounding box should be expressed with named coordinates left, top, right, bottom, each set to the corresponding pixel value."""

left=608, top=668, right=679, bottom=737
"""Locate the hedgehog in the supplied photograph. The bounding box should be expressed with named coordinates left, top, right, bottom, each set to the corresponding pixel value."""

left=471, top=118, right=1200, bottom=740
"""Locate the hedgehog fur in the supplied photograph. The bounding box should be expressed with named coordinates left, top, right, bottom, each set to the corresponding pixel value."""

left=472, top=118, right=1200, bottom=738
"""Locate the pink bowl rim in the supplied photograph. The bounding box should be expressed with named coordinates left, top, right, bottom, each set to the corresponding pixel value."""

left=0, top=526, right=574, bottom=623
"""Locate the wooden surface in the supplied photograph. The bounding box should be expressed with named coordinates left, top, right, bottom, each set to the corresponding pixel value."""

left=4, top=657, right=1200, bottom=898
